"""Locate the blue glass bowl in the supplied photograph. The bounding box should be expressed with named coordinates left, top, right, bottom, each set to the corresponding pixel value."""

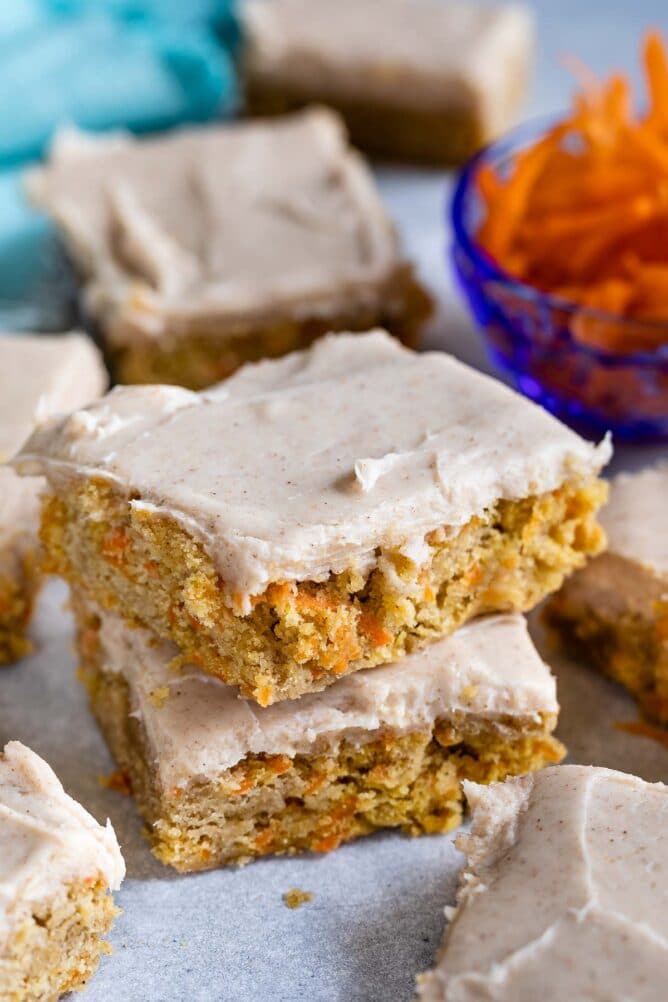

left=450, top=119, right=668, bottom=443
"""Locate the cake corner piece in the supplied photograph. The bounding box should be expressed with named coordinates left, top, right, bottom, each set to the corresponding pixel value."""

left=0, top=740, right=124, bottom=1000
left=546, top=461, right=668, bottom=724
left=416, top=764, right=668, bottom=1001
left=0, top=331, right=107, bottom=666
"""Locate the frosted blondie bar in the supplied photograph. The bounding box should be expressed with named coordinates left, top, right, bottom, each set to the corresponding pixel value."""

left=76, top=604, right=563, bottom=871
left=547, top=463, right=668, bottom=724
left=0, top=741, right=124, bottom=1000
left=14, top=331, right=610, bottom=704
left=0, top=332, right=106, bottom=664
left=417, top=765, right=668, bottom=1001
left=26, top=110, right=431, bottom=389
left=242, top=0, right=533, bottom=165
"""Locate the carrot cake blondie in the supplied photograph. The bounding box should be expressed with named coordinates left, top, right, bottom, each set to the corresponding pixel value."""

left=76, top=604, right=563, bottom=871
left=241, top=0, right=533, bottom=165
left=0, top=332, right=106, bottom=664
left=546, top=463, right=668, bottom=724
left=25, top=110, right=431, bottom=389
left=0, top=741, right=125, bottom=1001
left=417, top=765, right=668, bottom=1001
left=14, top=331, right=611, bottom=704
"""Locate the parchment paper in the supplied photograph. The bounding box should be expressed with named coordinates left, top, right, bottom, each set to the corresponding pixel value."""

left=3, top=4, right=668, bottom=996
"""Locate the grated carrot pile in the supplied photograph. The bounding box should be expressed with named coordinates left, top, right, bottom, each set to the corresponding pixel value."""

left=476, top=31, right=668, bottom=352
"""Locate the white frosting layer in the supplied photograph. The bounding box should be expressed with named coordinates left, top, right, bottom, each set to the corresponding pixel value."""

left=0, top=741, right=125, bottom=948
left=243, top=0, right=533, bottom=132
left=601, top=464, right=668, bottom=577
left=93, top=607, right=557, bottom=789
left=26, top=110, right=401, bottom=345
left=13, top=332, right=611, bottom=606
left=417, top=765, right=668, bottom=1001
left=0, top=332, right=106, bottom=553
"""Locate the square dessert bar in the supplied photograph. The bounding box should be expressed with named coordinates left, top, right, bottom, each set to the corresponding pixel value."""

left=26, top=109, right=431, bottom=390
left=0, top=741, right=124, bottom=1000
left=417, top=766, right=668, bottom=1001
left=547, top=464, right=668, bottom=724
left=76, top=604, right=563, bottom=871
left=242, top=0, right=533, bottom=165
left=0, top=332, right=106, bottom=664
left=14, top=332, right=611, bottom=705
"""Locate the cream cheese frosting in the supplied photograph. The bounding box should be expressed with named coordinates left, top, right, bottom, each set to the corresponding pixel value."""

left=13, top=332, right=611, bottom=606
left=242, top=0, right=533, bottom=132
left=0, top=332, right=106, bottom=552
left=417, top=765, right=668, bottom=1001
left=600, top=463, right=668, bottom=577
left=25, top=110, right=401, bottom=346
left=92, top=605, right=557, bottom=788
left=0, top=741, right=125, bottom=948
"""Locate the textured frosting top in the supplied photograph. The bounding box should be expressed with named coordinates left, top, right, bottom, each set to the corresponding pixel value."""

left=243, top=0, right=533, bottom=126
left=0, top=741, right=125, bottom=946
left=417, top=765, right=668, bottom=1001
left=13, top=332, right=611, bottom=605
left=94, top=606, right=557, bottom=787
left=601, top=463, right=668, bottom=577
left=0, top=332, right=107, bottom=547
left=26, top=110, right=399, bottom=343
left=0, top=332, right=106, bottom=460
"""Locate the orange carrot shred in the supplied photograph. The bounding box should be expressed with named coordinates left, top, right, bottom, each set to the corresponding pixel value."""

left=475, top=30, right=668, bottom=353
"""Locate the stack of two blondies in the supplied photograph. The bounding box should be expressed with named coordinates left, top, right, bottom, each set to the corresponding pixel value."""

left=13, top=332, right=610, bottom=872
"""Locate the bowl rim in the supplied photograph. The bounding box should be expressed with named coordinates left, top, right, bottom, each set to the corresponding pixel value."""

left=450, top=115, right=668, bottom=368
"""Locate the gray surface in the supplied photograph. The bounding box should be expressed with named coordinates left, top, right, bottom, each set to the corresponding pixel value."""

left=2, top=2, right=668, bottom=999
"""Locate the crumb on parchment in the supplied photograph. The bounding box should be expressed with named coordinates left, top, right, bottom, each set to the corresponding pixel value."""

left=99, top=769, right=132, bottom=795
left=282, top=888, right=313, bottom=910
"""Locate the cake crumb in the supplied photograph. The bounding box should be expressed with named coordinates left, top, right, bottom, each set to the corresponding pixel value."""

left=282, top=888, right=313, bottom=910
left=99, top=768, right=132, bottom=795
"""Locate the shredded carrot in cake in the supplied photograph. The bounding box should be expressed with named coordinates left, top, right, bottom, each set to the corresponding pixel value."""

left=358, top=609, right=392, bottom=647
left=312, top=833, right=342, bottom=853
left=477, top=31, right=668, bottom=352
left=267, top=754, right=292, bottom=775
left=101, top=527, right=130, bottom=566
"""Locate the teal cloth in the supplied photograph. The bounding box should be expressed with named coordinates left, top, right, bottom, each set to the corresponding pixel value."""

left=0, top=0, right=238, bottom=166
left=0, top=0, right=240, bottom=326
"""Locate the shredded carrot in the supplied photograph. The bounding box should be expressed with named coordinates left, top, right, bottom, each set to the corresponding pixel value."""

left=304, top=773, right=327, bottom=796
left=267, top=754, right=292, bottom=775
left=312, top=833, right=343, bottom=854
left=476, top=31, right=668, bottom=352
left=230, top=775, right=254, bottom=795
left=295, top=590, right=339, bottom=615
left=256, top=683, right=274, bottom=707
left=101, top=527, right=130, bottom=566
left=357, top=609, right=392, bottom=648
left=253, top=829, right=274, bottom=852
left=264, top=581, right=294, bottom=611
